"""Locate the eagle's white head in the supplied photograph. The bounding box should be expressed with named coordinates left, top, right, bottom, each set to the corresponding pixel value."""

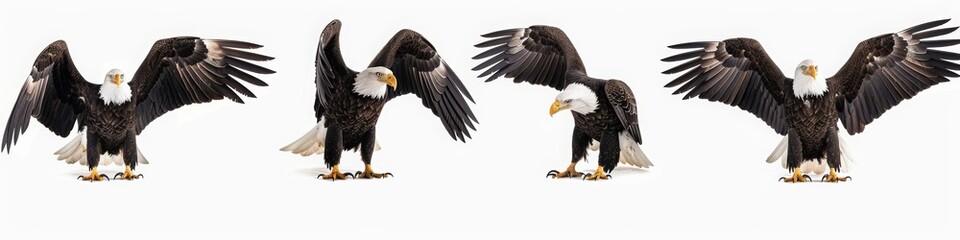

left=550, top=83, right=599, bottom=117
left=99, top=69, right=132, bottom=105
left=793, top=59, right=827, bottom=98
left=354, top=66, right=397, bottom=99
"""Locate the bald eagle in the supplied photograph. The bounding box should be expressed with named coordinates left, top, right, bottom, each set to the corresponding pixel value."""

left=280, top=20, right=478, bottom=180
left=661, top=19, right=959, bottom=182
left=473, top=25, right=652, bottom=180
left=2, top=37, right=274, bottom=181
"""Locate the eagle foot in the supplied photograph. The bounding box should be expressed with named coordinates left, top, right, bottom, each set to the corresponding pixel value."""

left=355, top=171, right=393, bottom=179
left=77, top=168, right=109, bottom=182
left=78, top=174, right=110, bottom=182
left=582, top=166, right=611, bottom=181
left=547, top=163, right=584, bottom=178
left=318, top=165, right=354, bottom=181
left=546, top=169, right=585, bottom=178
left=821, top=169, right=852, bottom=183
left=354, top=164, right=392, bottom=179
left=778, top=168, right=812, bottom=183
left=113, top=172, right=144, bottom=180
left=318, top=172, right=354, bottom=181
left=113, top=166, right=143, bottom=180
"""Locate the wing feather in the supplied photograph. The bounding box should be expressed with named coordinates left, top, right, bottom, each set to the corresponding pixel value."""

left=662, top=38, right=789, bottom=134
left=370, top=29, right=479, bottom=142
left=831, top=19, right=959, bottom=134
left=131, top=37, right=274, bottom=133
left=473, top=26, right=586, bottom=90
left=2, top=40, right=92, bottom=152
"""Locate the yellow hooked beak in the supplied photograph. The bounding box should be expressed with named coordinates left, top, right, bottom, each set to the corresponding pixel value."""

left=380, top=73, right=397, bottom=90
left=804, top=65, right=818, bottom=80
left=113, top=74, right=122, bottom=86
left=549, top=100, right=568, bottom=117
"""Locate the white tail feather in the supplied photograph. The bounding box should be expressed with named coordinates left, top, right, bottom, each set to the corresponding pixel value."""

left=280, top=119, right=380, bottom=157
left=585, top=134, right=653, bottom=168
left=765, top=133, right=854, bottom=173
left=53, top=131, right=149, bottom=166
left=617, top=131, right=653, bottom=168
left=766, top=135, right=789, bottom=164
left=837, top=135, right=854, bottom=173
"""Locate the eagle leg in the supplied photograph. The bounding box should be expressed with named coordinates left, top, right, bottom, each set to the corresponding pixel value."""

left=77, top=167, right=110, bottom=182
left=546, top=163, right=586, bottom=178
left=354, top=164, right=393, bottom=179
left=318, top=165, right=355, bottom=181
left=778, top=167, right=812, bottom=183
left=113, top=165, right=144, bottom=180
left=821, top=168, right=852, bottom=183
left=582, top=166, right=612, bottom=181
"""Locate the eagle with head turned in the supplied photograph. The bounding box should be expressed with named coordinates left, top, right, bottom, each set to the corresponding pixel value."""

left=2, top=37, right=274, bottom=181
left=280, top=19, right=479, bottom=181
left=473, top=25, right=652, bottom=180
left=662, top=19, right=959, bottom=182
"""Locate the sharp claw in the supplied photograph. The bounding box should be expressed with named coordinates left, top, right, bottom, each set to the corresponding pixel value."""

left=113, top=173, right=123, bottom=180
left=100, top=174, right=110, bottom=181
left=136, top=174, right=144, bottom=179
left=821, top=175, right=828, bottom=182
left=344, top=172, right=355, bottom=179
left=384, top=173, right=393, bottom=178
left=802, top=175, right=812, bottom=182
left=317, top=174, right=323, bottom=179
left=843, top=176, right=852, bottom=181
left=77, top=175, right=83, bottom=180
left=778, top=177, right=786, bottom=182
left=607, top=174, right=613, bottom=179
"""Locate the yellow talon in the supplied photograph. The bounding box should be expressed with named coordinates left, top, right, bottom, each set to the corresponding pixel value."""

left=113, top=165, right=144, bottom=180
left=779, top=167, right=812, bottom=183
left=821, top=168, right=852, bottom=183
left=356, top=164, right=393, bottom=179
left=583, top=166, right=611, bottom=181
left=78, top=167, right=109, bottom=182
left=546, top=163, right=585, bottom=178
left=318, top=165, right=354, bottom=181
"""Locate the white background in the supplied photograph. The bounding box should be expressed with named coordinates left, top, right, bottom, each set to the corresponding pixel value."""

left=1, top=0, right=958, bottom=238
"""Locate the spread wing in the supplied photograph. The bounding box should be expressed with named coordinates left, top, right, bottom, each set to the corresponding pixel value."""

left=130, top=37, right=274, bottom=134
left=662, top=38, right=789, bottom=135
left=473, top=25, right=586, bottom=90
left=830, top=19, right=960, bottom=135
left=315, top=19, right=353, bottom=121
left=605, top=80, right=641, bottom=144
left=3, top=40, right=93, bottom=152
left=371, top=29, right=479, bottom=142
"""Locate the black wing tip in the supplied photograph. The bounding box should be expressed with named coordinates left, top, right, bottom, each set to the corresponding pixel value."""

left=928, top=18, right=951, bottom=27
left=480, top=28, right=522, bottom=38
left=905, top=19, right=953, bottom=33
left=208, top=39, right=265, bottom=49
left=667, top=41, right=712, bottom=49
